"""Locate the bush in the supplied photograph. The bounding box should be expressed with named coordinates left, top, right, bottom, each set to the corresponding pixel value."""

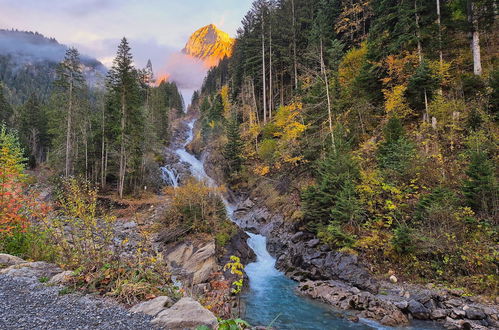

left=377, top=117, right=415, bottom=179
left=161, top=180, right=237, bottom=249
left=392, top=224, right=413, bottom=254
left=317, top=222, right=356, bottom=249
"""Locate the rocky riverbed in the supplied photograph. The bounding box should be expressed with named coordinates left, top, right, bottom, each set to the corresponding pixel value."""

left=232, top=198, right=499, bottom=329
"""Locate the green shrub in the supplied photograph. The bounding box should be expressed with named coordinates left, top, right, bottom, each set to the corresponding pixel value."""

left=257, top=138, right=277, bottom=164
left=317, top=222, right=356, bottom=249
left=392, top=224, right=413, bottom=254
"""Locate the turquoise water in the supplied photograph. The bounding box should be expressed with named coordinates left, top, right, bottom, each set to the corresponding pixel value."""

left=241, top=234, right=442, bottom=330
left=174, top=120, right=442, bottom=330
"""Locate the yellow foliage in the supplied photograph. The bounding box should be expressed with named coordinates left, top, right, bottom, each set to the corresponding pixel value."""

left=339, top=42, right=367, bottom=89
left=253, top=165, right=270, bottom=176
left=383, top=85, right=412, bottom=117
left=220, top=85, right=231, bottom=117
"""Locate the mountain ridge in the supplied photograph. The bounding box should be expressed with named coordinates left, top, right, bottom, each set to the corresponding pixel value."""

left=182, top=24, right=234, bottom=67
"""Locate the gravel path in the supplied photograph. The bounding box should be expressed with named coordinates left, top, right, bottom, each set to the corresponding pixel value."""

left=0, top=275, right=156, bottom=330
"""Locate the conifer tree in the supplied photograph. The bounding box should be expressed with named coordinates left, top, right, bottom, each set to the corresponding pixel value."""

left=223, top=115, right=244, bottom=176
left=53, top=47, right=85, bottom=176
left=462, top=150, right=498, bottom=216
left=0, top=84, right=13, bottom=125
left=106, top=38, right=141, bottom=198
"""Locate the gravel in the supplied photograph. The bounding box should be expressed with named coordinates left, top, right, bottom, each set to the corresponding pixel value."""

left=0, top=275, right=157, bottom=329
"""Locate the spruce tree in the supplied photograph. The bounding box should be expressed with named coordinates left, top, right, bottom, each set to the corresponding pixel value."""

left=53, top=47, right=85, bottom=176
left=223, top=115, right=244, bottom=176
left=106, top=37, right=142, bottom=198
left=462, top=150, right=498, bottom=216
left=0, top=84, right=13, bottom=125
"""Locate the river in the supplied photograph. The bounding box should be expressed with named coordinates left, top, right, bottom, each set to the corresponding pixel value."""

left=162, top=119, right=441, bottom=330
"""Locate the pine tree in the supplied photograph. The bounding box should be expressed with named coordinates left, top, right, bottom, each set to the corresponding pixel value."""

left=53, top=47, right=85, bottom=176
left=18, top=94, right=48, bottom=167
left=106, top=37, right=142, bottom=198
left=377, top=116, right=415, bottom=177
left=223, top=115, right=244, bottom=176
left=0, top=84, right=13, bottom=125
left=302, top=140, right=361, bottom=228
left=462, top=150, right=498, bottom=216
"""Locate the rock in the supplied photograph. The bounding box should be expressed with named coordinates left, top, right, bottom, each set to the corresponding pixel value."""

left=389, top=275, right=398, bottom=283
left=431, top=309, right=449, bottom=320
left=451, top=308, right=466, bottom=319
left=48, top=271, right=73, bottom=285
left=0, top=254, right=25, bottom=267
left=465, top=307, right=486, bottom=320
left=446, top=298, right=463, bottom=308
left=306, top=239, right=320, bottom=248
left=152, top=297, right=217, bottom=329
left=0, top=262, right=62, bottom=279
left=407, top=299, right=430, bottom=319
left=122, top=221, right=137, bottom=230
left=164, top=240, right=217, bottom=285
left=290, top=231, right=304, bottom=243
left=130, top=296, right=174, bottom=317
left=394, top=300, right=408, bottom=310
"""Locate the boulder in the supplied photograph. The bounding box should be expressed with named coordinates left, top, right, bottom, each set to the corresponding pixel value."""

left=407, top=299, right=430, bottom=319
left=0, top=254, right=25, bottom=267
left=152, top=297, right=218, bottom=329
left=465, top=307, right=486, bottom=320
left=48, top=271, right=73, bottom=285
left=0, top=262, right=62, bottom=279
left=431, top=309, right=450, bottom=320
left=306, top=239, right=320, bottom=248
left=164, top=240, right=217, bottom=285
left=389, top=275, right=398, bottom=283
left=130, top=296, right=174, bottom=317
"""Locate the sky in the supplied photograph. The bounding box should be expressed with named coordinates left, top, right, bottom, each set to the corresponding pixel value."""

left=0, top=0, right=253, bottom=70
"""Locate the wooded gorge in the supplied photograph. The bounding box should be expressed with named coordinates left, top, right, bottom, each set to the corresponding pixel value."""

left=1, top=37, right=183, bottom=196
left=194, top=0, right=498, bottom=296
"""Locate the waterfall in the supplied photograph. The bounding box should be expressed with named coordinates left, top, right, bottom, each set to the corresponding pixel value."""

left=162, top=118, right=397, bottom=330
left=160, top=166, right=179, bottom=187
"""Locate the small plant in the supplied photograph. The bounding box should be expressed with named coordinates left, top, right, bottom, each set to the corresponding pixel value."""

left=38, top=276, right=49, bottom=283
left=223, top=256, right=244, bottom=294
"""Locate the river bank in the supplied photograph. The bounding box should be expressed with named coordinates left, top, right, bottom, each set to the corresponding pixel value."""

left=172, top=114, right=499, bottom=329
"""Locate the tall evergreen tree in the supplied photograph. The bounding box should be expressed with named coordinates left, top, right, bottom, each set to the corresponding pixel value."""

left=0, top=84, right=13, bottom=125
left=53, top=47, right=85, bottom=176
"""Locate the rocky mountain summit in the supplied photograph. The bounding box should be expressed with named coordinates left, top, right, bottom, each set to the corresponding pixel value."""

left=182, top=24, right=234, bottom=67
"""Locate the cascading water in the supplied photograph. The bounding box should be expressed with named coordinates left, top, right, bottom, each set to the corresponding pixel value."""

left=160, top=166, right=179, bottom=187
left=167, top=119, right=440, bottom=330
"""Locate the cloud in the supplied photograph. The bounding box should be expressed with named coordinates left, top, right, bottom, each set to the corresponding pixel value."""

left=159, top=52, right=207, bottom=90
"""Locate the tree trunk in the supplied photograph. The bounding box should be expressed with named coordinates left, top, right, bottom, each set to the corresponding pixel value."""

left=468, top=1, right=482, bottom=75
left=269, top=26, right=273, bottom=119
left=262, top=13, right=267, bottom=124
left=320, top=37, right=336, bottom=152
left=101, top=102, right=106, bottom=188
left=119, top=90, right=126, bottom=199
left=415, top=0, right=429, bottom=119
left=65, top=74, right=73, bottom=177
left=291, top=0, right=298, bottom=90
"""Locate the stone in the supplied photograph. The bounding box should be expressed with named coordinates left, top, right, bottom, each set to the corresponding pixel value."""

left=306, top=239, right=320, bottom=248
left=0, top=262, right=62, bottom=279
left=290, top=231, right=304, bottom=243
left=431, top=309, right=449, bottom=320
left=0, top=254, right=25, bottom=267
left=164, top=240, right=217, bottom=285
left=407, top=299, right=430, bottom=319
left=465, top=307, right=486, bottom=320
left=130, top=296, right=174, bottom=317
left=152, top=297, right=218, bottom=329
left=48, top=271, right=73, bottom=285
left=451, top=308, right=466, bottom=319
left=389, top=275, right=398, bottom=283
left=394, top=301, right=408, bottom=310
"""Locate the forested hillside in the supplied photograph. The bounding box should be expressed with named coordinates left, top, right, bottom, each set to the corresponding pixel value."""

left=0, top=29, right=106, bottom=104
left=194, top=0, right=498, bottom=295
left=0, top=36, right=183, bottom=196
